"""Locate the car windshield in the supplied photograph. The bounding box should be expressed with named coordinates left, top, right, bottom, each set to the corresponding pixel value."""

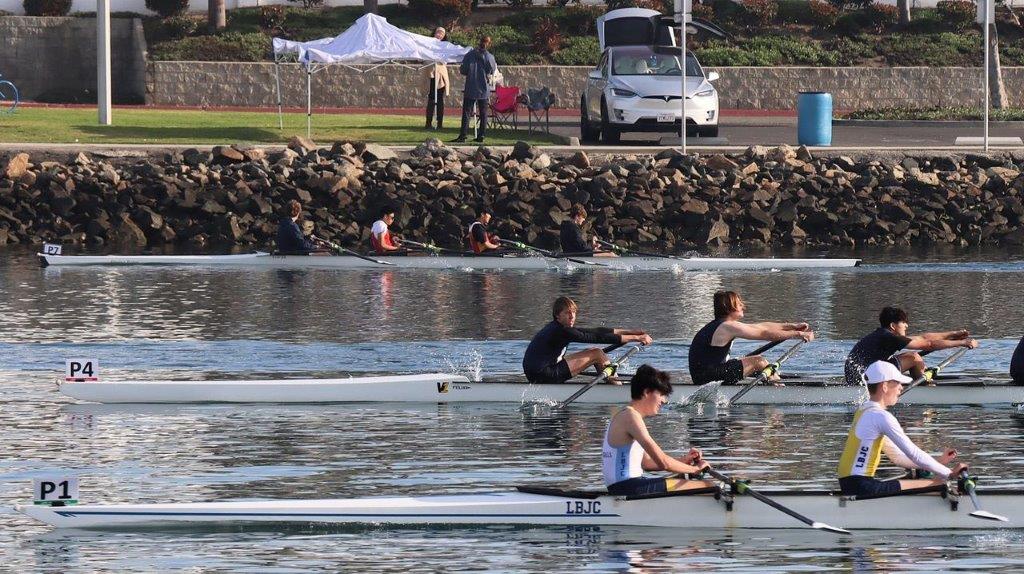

left=611, top=47, right=702, bottom=77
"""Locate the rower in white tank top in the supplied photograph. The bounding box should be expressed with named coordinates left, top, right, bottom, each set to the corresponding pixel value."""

left=602, top=408, right=645, bottom=486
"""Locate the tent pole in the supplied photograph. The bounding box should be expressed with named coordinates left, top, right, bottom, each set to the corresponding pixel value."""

left=306, top=65, right=312, bottom=138
left=275, top=60, right=284, bottom=130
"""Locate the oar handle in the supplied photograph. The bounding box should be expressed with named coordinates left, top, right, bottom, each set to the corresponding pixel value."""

left=900, top=347, right=969, bottom=397
left=558, top=345, right=642, bottom=408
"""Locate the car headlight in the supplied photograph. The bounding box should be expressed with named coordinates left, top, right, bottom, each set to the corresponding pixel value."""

left=695, top=89, right=715, bottom=98
left=612, top=88, right=639, bottom=98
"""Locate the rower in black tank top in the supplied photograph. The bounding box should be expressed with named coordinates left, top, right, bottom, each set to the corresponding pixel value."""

left=688, top=319, right=744, bottom=385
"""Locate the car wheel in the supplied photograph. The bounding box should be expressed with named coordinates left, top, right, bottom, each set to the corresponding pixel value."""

left=600, top=100, right=621, bottom=145
left=580, top=96, right=599, bottom=144
left=698, top=125, right=719, bottom=138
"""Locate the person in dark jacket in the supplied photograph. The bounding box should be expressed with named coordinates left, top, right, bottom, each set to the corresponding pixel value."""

left=276, top=200, right=327, bottom=254
left=452, top=36, right=497, bottom=144
left=1010, top=336, right=1023, bottom=384
left=559, top=204, right=615, bottom=256
left=522, top=296, right=652, bottom=384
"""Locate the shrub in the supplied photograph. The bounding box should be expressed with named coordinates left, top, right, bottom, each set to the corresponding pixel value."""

left=258, top=5, right=287, bottom=30
left=22, top=0, right=72, bottom=16
left=286, top=0, right=324, bottom=9
left=808, top=0, right=839, bottom=26
left=741, top=0, right=778, bottom=25
left=161, top=15, right=197, bottom=39
left=562, top=4, right=603, bottom=34
left=150, top=31, right=271, bottom=61
left=550, top=35, right=599, bottom=65
left=692, top=1, right=714, bottom=19
left=828, top=0, right=871, bottom=11
left=504, top=0, right=533, bottom=7
left=144, top=0, right=188, bottom=18
left=407, top=0, right=471, bottom=26
left=864, top=2, right=898, bottom=31
left=936, top=0, right=975, bottom=31
left=532, top=17, right=563, bottom=55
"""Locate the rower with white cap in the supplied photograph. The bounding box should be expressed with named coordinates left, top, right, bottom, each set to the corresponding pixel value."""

left=836, top=360, right=969, bottom=498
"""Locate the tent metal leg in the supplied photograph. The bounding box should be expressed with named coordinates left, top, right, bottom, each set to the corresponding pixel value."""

left=274, top=61, right=283, bottom=130
left=306, top=67, right=312, bottom=139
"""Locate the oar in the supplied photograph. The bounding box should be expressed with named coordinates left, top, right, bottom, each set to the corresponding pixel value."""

left=899, top=347, right=969, bottom=397
left=706, top=468, right=851, bottom=535
left=317, top=237, right=396, bottom=266
left=727, top=340, right=805, bottom=406
left=558, top=345, right=642, bottom=408
left=499, top=239, right=609, bottom=267
left=681, top=340, right=786, bottom=407
left=595, top=239, right=678, bottom=260
left=959, top=470, right=1009, bottom=522
left=401, top=239, right=473, bottom=255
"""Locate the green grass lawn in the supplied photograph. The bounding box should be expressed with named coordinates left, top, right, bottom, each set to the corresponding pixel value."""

left=0, top=107, right=563, bottom=146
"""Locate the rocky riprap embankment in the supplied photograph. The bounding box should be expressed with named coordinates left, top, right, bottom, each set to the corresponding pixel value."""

left=2, top=139, right=1024, bottom=251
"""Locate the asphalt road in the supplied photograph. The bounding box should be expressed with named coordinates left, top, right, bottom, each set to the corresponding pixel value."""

left=548, top=118, right=1024, bottom=149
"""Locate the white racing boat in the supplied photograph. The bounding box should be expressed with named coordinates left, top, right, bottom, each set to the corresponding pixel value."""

left=57, top=372, right=1023, bottom=405
left=16, top=484, right=1020, bottom=530
left=37, top=252, right=862, bottom=271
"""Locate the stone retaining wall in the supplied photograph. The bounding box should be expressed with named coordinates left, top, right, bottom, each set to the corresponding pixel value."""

left=147, top=62, right=1024, bottom=110
left=0, top=16, right=147, bottom=103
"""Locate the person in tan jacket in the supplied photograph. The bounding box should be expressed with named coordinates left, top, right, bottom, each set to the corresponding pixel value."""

left=425, top=27, right=450, bottom=130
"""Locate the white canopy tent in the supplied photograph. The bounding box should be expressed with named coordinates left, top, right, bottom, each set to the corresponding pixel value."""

left=272, top=13, right=471, bottom=136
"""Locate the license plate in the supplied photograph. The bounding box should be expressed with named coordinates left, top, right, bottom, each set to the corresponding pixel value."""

left=657, top=114, right=675, bottom=123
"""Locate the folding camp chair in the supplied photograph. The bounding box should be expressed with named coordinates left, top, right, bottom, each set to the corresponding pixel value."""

left=523, top=87, right=556, bottom=134
left=489, top=86, right=520, bottom=131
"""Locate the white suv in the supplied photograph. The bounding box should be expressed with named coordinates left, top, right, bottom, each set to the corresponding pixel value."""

left=580, top=8, right=724, bottom=144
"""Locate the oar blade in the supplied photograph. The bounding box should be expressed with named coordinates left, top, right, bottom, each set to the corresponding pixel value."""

left=969, top=510, right=1010, bottom=522
left=812, top=522, right=852, bottom=535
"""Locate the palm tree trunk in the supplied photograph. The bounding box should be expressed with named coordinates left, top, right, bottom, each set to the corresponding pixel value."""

left=988, top=22, right=1007, bottom=109
left=897, top=0, right=911, bottom=25
left=208, top=0, right=225, bottom=32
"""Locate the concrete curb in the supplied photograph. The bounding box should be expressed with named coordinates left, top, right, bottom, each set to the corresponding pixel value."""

left=835, top=119, right=1024, bottom=128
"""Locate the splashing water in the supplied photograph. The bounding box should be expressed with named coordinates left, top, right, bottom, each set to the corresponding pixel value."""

left=438, top=349, right=484, bottom=381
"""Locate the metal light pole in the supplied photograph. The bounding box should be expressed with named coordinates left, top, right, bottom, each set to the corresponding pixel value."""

left=983, top=0, right=990, bottom=151
left=676, top=0, right=690, bottom=153
left=97, top=0, right=112, bottom=125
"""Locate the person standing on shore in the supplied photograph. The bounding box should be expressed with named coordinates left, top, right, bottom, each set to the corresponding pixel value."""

left=452, top=36, right=496, bottom=144
left=1011, top=336, right=1024, bottom=384
left=424, top=27, right=450, bottom=131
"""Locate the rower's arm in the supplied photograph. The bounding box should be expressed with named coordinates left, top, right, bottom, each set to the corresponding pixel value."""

left=877, top=412, right=951, bottom=478
left=570, top=326, right=623, bottom=345
left=628, top=416, right=704, bottom=475
left=720, top=321, right=806, bottom=343
left=905, top=335, right=972, bottom=351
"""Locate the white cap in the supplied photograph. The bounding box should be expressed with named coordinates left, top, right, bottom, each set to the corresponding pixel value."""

left=863, top=360, right=913, bottom=385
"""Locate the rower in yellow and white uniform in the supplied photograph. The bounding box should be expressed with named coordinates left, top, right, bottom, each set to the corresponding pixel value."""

left=837, top=360, right=968, bottom=498
left=603, top=365, right=716, bottom=496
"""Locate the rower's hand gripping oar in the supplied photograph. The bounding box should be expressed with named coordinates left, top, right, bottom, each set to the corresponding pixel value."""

left=899, top=347, right=969, bottom=397
left=317, top=237, right=395, bottom=266
left=726, top=340, right=805, bottom=406
left=557, top=345, right=642, bottom=408
left=706, top=468, right=851, bottom=535
left=958, top=470, right=1009, bottom=522
left=681, top=340, right=786, bottom=407
left=498, top=239, right=609, bottom=268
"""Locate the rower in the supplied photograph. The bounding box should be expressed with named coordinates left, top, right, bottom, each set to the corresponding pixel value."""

left=370, top=207, right=403, bottom=254
left=688, top=290, right=814, bottom=386
left=522, top=296, right=652, bottom=385
left=604, top=364, right=716, bottom=496
left=467, top=210, right=501, bottom=254
left=1012, top=336, right=1024, bottom=385
left=276, top=200, right=328, bottom=254
left=844, top=306, right=978, bottom=386
left=560, top=204, right=616, bottom=257
left=837, top=360, right=967, bottom=497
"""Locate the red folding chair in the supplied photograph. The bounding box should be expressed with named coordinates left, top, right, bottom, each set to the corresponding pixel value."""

left=489, top=86, right=520, bottom=131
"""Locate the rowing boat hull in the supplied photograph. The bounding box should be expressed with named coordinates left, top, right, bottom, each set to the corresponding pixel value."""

left=16, top=489, right=1021, bottom=530
left=38, top=253, right=861, bottom=271
left=58, top=375, right=1024, bottom=405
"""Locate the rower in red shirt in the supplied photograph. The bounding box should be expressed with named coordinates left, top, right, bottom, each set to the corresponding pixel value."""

left=467, top=210, right=501, bottom=254
left=370, top=208, right=402, bottom=254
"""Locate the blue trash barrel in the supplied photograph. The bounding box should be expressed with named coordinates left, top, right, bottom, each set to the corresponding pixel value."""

left=797, top=92, right=832, bottom=146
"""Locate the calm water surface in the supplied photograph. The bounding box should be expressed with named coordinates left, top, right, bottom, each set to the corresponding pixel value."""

left=2, top=246, right=1024, bottom=572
